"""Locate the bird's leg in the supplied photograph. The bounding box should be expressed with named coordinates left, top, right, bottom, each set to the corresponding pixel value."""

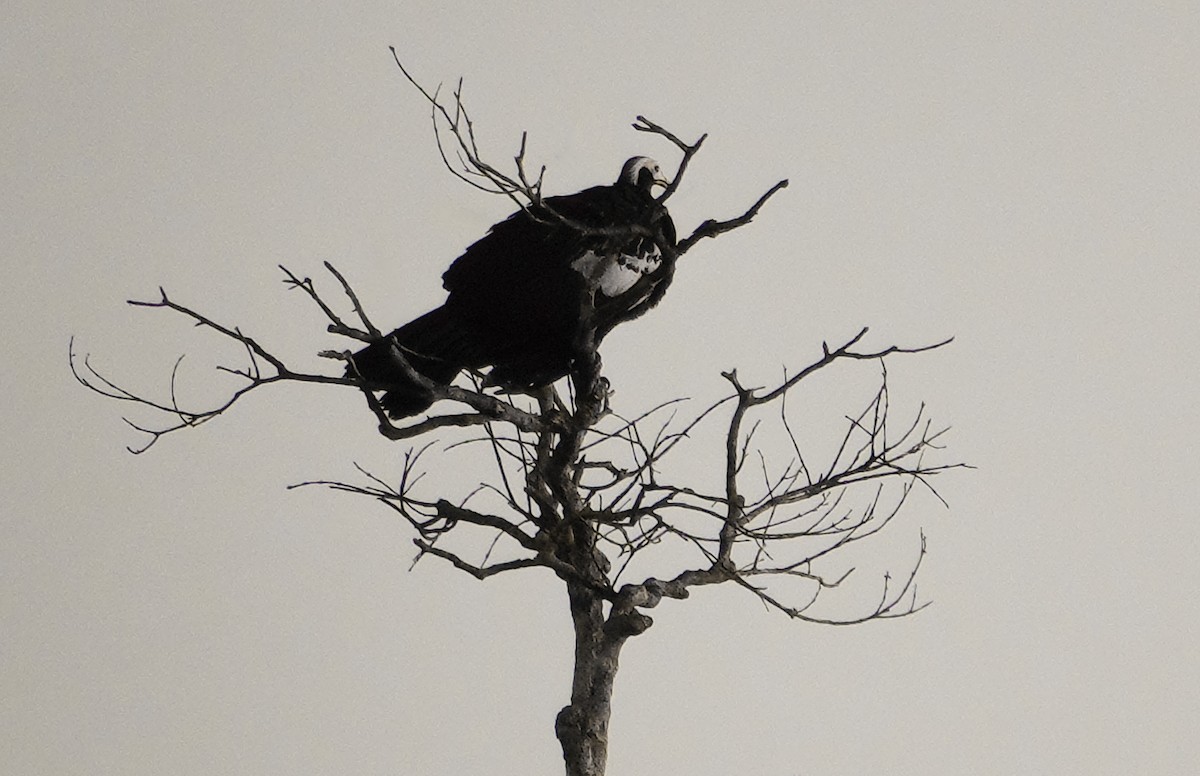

left=567, top=292, right=610, bottom=422
left=569, top=348, right=613, bottom=428
left=595, top=375, right=612, bottom=416
left=570, top=348, right=602, bottom=406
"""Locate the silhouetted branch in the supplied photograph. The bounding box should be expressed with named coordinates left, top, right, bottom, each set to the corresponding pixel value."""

left=413, top=540, right=544, bottom=580
left=280, top=262, right=379, bottom=341
left=677, top=178, right=790, bottom=254
left=631, top=115, right=705, bottom=203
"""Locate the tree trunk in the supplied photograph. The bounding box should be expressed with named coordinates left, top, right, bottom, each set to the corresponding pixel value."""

left=555, top=572, right=656, bottom=776
left=551, top=345, right=652, bottom=776
left=556, top=581, right=620, bottom=776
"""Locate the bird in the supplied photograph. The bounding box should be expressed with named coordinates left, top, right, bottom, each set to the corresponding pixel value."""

left=346, top=156, right=678, bottom=419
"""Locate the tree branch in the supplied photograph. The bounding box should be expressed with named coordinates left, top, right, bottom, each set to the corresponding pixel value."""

left=413, top=539, right=545, bottom=580
left=677, top=179, right=789, bottom=255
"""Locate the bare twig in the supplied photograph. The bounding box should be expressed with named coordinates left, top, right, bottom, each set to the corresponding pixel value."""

left=677, top=179, right=790, bottom=255
left=632, top=115, right=706, bottom=203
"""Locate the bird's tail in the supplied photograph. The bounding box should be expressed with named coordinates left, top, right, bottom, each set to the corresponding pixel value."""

left=346, top=306, right=473, bottom=418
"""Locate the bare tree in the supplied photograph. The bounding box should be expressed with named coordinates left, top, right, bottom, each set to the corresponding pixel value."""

left=72, top=51, right=963, bottom=776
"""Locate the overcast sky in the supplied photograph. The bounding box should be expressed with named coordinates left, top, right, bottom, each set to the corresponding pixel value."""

left=5, top=2, right=1198, bottom=774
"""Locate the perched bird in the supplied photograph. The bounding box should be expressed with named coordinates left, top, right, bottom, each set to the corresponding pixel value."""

left=348, top=156, right=677, bottom=418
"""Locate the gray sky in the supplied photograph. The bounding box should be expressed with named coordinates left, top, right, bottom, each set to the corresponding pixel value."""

left=5, top=2, right=1198, bottom=774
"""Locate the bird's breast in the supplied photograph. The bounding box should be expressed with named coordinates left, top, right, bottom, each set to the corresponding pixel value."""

left=570, top=243, right=663, bottom=298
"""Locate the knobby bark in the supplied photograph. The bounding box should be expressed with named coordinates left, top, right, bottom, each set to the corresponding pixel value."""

left=557, top=576, right=619, bottom=776
left=551, top=532, right=657, bottom=775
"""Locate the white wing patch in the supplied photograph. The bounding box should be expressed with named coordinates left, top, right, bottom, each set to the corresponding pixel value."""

left=571, top=243, right=662, bottom=298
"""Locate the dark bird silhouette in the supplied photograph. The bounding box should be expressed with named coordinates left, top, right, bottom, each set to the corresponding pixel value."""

left=348, top=156, right=677, bottom=418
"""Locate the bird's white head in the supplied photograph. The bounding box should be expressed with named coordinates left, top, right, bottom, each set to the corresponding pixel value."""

left=619, top=156, right=669, bottom=191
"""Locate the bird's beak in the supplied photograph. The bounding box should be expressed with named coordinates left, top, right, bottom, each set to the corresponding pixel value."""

left=653, top=173, right=670, bottom=190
